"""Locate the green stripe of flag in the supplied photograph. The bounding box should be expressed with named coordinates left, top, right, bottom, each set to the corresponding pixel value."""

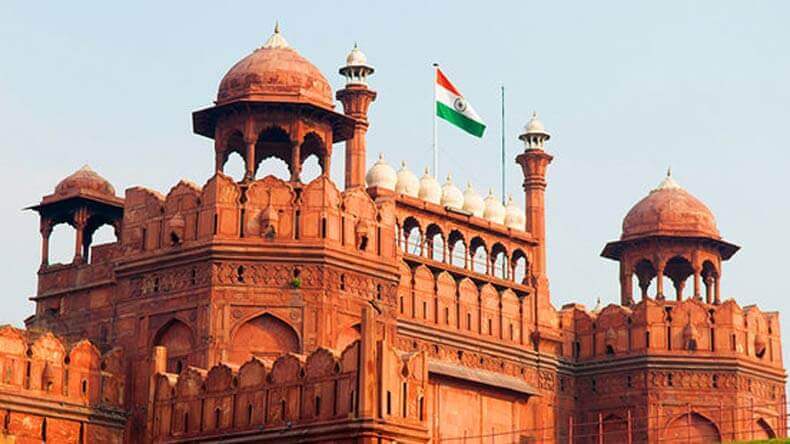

left=436, top=102, right=486, bottom=138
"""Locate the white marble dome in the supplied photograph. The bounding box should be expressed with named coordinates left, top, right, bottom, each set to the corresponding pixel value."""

left=365, top=153, right=396, bottom=190
left=418, top=168, right=441, bottom=204
left=483, top=189, right=506, bottom=224
left=440, top=174, right=464, bottom=209
left=462, top=182, right=484, bottom=217
left=504, top=195, right=525, bottom=230
left=395, top=161, right=419, bottom=197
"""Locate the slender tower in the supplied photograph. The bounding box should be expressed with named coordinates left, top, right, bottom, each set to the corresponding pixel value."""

left=515, top=112, right=553, bottom=286
left=336, top=44, right=377, bottom=189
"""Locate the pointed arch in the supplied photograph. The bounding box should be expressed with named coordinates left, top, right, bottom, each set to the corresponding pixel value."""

left=153, top=319, right=194, bottom=374
left=228, top=313, right=300, bottom=364
left=664, top=412, right=720, bottom=443
left=336, top=323, right=361, bottom=352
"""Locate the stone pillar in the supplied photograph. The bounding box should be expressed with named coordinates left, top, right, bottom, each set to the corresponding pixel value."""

left=244, top=137, right=256, bottom=180
left=358, top=306, right=377, bottom=418
left=656, top=265, right=665, bottom=300
left=40, top=219, right=52, bottom=268
left=337, top=85, right=377, bottom=189
left=675, top=279, right=685, bottom=301
left=693, top=268, right=702, bottom=301
left=290, top=140, right=302, bottom=182
left=620, top=262, right=633, bottom=305
left=73, top=208, right=88, bottom=264
left=704, top=276, right=714, bottom=304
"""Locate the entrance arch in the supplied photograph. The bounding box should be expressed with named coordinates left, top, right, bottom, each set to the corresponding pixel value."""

left=228, top=313, right=299, bottom=364
left=664, top=412, right=720, bottom=443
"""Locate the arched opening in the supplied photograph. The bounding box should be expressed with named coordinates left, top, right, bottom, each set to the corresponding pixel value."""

left=300, top=154, right=322, bottom=184
left=224, top=151, right=246, bottom=182
left=84, top=216, right=118, bottom=263
left=754, top=418, right=777, bottom=439
left=228, top=313, right=299, bottom=364
left=512, top=249, right=528, bottom=284
left=256, top=156, right=291, bottom=181
left=48, top=223, right=74, bottom=265
left=633, top=259, right=656, bottom=301
left=469, top=237, right=488, bottom=275
left=447, top=230, right=466, bottom=268
left=402, top=217, right=422, bottom=256
left=254, top=126, right=292, bottom=180
left=299, top=132, right=327, bottom=182
left=336, top=324, right=361, bottom=351
left=425, top=224, right=445, bottom=262
left=491, top=243, right=508, bottom=279
left=153, top=319, right=194, bottom=374
left=664, top=256, right=694, bottom=301
left=664, top=412, right=720, bottom=443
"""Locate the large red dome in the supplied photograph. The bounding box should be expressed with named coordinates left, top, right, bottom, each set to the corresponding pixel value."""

left=621, top=174, right=719, bottom=240
left=216, top=28, right=333, bottom=109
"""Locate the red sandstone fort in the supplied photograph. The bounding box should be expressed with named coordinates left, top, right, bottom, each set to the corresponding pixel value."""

left=0, top=26, right=785, bottom=443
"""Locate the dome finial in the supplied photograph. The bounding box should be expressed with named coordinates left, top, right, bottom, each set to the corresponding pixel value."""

left=667, top=166, right=672, bottom=177
left=262, top=22, right=290, bottom=49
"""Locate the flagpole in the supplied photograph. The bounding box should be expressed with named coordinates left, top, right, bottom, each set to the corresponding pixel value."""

left=501, top=84, right=506, bottom=203
left=432, top=63, right=439, bottom=178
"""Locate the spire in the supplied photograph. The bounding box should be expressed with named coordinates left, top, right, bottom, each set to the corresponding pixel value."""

left=653, top=168, right=682, bottom=191
left=339, top=42, right=375, bottom=86
left=519, top=111, right=551, bottom=150
left=262, top=22, right=290, bottom=49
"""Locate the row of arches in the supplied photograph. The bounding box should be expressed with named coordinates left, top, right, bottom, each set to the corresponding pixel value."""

left=216, top=126, right=331, bottom=183
left=40, top=210, right=119, bottom=267
left=624, top=255, right=721, bottom=304
left=222, top=149, right=323, bottom=184
left=399, top=216, right=530, bottom=284
left=153, top=314, right=301, bottom=373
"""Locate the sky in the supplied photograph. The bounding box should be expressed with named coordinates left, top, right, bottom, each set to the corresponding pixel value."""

left=1, top=2, right=788, bottom=356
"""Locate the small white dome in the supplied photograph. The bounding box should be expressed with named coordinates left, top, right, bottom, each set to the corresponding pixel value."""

left=395, top=161, right=419, bottom=197
left=440, top=174, right=464, bottom=209
left=483, top=189, right=506, bottom=224
left=365, top=153, right=397, bottom=190
left=418, top=167, right=441, bottom=204
left=504, top=195, right=525, bottom=230
left=463, top=182, right=484, bottom=217
left=346, top=43, right=368, bottom=65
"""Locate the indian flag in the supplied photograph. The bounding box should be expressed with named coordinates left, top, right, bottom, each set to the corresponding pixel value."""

left=435, top=68, right=486, bottom=137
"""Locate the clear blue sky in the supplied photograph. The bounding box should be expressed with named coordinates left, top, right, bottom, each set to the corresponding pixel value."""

left=1, top=2, right=788, bottom=355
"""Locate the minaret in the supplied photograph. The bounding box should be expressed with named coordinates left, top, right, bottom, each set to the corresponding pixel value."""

left=336, top=43, right=377, bottom=189
left=515, top=112, right=553, bottom=283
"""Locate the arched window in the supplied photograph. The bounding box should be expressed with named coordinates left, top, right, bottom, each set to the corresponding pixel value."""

left=425, top=224, right=444, bottom=262
left=491, top=243, right=508, bottom=279
left=469, top=237, right=487, bottom=274
left=401, top=217, right=422, bottom=256
left=447, top=230, right=466, bottom=268
left=256, top=156, right=291, bottom=181
left=48, top=223, right=74, bottom=265
left=512, top=249, right=529, bottom=284
left=633, top=259, right=657, bottom=300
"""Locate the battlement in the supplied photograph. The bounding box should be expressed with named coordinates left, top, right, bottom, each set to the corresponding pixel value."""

left=559, top=298, right=783, bottom=371
left=0, top=326, right=126, bottom=442
left=150, top=334, right=428, bottom=442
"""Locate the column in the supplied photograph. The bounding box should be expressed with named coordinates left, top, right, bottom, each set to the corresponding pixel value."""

left=704, top=276, right=714, bottom=304
left=40, top=219, right=52, bottom=268
left=244, top=137, right=256, bottom=180
left=714, top=276, right=721, bottom=305
left=656, top=265, right=665, bottom=300
left=620, top=262, right=633, bottom=305
left=73, top=208, right=88, bottom=264
left=290, top=140, right=302, bottom=182
left=693, top=268, right=702, bottom=301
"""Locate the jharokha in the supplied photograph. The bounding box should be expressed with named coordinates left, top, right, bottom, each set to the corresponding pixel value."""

left=1, top=26, right=785, bottom=444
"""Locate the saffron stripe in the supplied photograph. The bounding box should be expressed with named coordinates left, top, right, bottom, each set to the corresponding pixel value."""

left=436, top=68, right=461, bottom=96
left=436, top=102, right=486, bottom=138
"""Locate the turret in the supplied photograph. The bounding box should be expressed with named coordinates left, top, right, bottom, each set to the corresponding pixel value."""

left=515, top=112, right=553, bottom=281
left=336, top=43, right=377, bottom=189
